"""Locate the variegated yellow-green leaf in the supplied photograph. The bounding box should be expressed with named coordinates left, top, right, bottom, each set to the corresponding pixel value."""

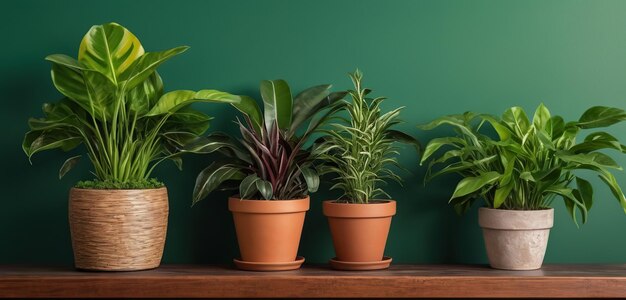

left=78, top=22, right=144, bottom=85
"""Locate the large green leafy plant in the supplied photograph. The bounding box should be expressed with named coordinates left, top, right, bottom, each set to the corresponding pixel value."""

left=419, top=104, right=626, bottom=224
left=23, top=23, right=248, bottom=188
left=316, top=70, right=420, bottom=203
left=189, top=80, right=346, bottom=204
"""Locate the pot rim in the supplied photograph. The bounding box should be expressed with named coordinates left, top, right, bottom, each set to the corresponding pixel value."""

left=323, top=200, right=396, bottom=218
left=478, top=207, right=554, bottom=230
left=228, top=196, right=310, bottom=214
left=70, top=186, right=168, bottom=192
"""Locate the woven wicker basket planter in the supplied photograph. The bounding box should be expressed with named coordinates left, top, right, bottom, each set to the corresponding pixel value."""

left=68, top=187, right=169, bottom=271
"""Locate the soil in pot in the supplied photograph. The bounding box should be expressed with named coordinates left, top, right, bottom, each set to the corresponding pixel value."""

left=323, top=200, right=396, bottom=270
left=229, top=196, right=309, bottom=271
left=69, top=187, right=169, bottom=271
left=478, top=207, right=554, bottom=270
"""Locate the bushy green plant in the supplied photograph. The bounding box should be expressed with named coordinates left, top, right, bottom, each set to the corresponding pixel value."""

left=419, top=104, right=626, bottom=224
left=316, top=70, right=420, bottom=203
left=22, top=23, right=247, bottom=189
left=188, top=80, right=346, bottom=204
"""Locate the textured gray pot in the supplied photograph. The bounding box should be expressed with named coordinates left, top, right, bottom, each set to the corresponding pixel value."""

left=478, top=207, right=554, bottom=270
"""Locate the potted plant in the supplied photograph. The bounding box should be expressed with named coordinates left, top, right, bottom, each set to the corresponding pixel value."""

left=22, top=22, right=244, bottom=271
left=419, top=104, right=626, bottom=270
left=315, top=70, right=420, bottom=270
left=188, top=79, right=345, bottom=271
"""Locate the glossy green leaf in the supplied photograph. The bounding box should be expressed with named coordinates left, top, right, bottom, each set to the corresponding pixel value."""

left=299, top=166, right=319, bottom=193
left=502, top=106, right=530, bottom=136
left=260, top=79, right=292, bottom=131
left=493, top=181, right=514, bottom=208
left=256, top=179, right=273, bottom=200
left=558, top=152, right=622, bottom=170
left=576, top=177, right=593, bottom=210
left=533, top=103, right=551, bottom=129
left=50, top=63, right=115, bottom=120
left=290, top=84, right=331, bottom=132
left=45, top=54, right=89, bottom=70
left=387, top=130, right=421, bottom=154
left=450, top=171, right=500, bottom=201
left=78, top=22, right=144, bottom=85
left=192, top=162, right=246, bottom=205
left=59, top=155, right=81, bottom=179
left=239, top=174, right=260, bottom=199
left=577, top=106, right=626, bottom=129
left=122, top=46, right=188, bottom=90
left=420, top=137, right=464, bottom=165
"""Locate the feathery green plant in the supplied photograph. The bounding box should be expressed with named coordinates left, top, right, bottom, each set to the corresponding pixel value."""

left=316, top=70, right=420, bottom=203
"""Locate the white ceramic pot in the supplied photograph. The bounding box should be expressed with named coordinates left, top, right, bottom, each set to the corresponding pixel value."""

left=478, top=207, right=554, bottom=270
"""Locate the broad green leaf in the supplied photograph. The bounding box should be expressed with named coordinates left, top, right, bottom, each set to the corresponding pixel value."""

left=45, top=54, right=90, bottom=70
left=78, top=22, right=144, bottom=85
left=450, top=171, right=501, bottom=200
left=570, top=132, right=624, bottom=153
left=239, top=174, right=260, bottom=199
left=480, top=114, right=511, bottom=141
left=387, top=130, right=421, bottom=154
left=532, top=103, right=551, bottom=130
left=576, top=177, right=593, bottom=210
left=546, top=187, right=587, bottom=224
left=121, top=46, right=189, bottom=90
left=558, top=152, right=621, bottom=170
left=181, top=132, right=251, bottom=164
left=50, top=63, right=115, bottom=121
left=127, top=72, right=163, bottom=116
left=192, top=162, right=246, bottom=205
left=578, top=106, right=626, bottom=129
left=502, top=106, right=530, bottom=136
left=290, top=85, right=331, bottom=132
left=493, top=181, right=514, bottom=208
left=420, top=137, right=465, bottom=164
left=299, top=166, right=319, bottom=193
left=166, top=107, right=212, bottom=135
left=547, top=115, right=565, bottom=138
left=260, top=79, right=292, bottom=131
left=597, top=172, right=626, bottom=213
left=23, top=130, right=82, bottom=160
left=146, top=90, right=263, bottom=133
left=256, top=179, right=273, bottom=200
left=59, top=155, right=81, bottom=179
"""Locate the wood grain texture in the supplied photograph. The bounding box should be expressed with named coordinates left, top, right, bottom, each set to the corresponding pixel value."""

left=1, top=264, right=626, bottom=298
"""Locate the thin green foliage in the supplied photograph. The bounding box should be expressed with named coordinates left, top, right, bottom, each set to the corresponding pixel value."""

left=317, top=70, right=420, bottom=203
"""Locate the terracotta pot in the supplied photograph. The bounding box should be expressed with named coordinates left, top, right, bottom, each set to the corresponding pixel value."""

left=323, top=200, right=396, bottom=264
left=478, top=207, right=554, bottom=270
left=229, top=196, right=309, bottom=266
left=68, top=187, right=169, bottom=271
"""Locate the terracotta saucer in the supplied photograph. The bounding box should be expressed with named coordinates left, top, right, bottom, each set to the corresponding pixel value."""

left=329, top=256, right=392, bottom=271
left=233, top=256, right=305, bottom=271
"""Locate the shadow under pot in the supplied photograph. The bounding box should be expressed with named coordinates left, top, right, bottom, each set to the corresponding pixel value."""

left=229, top=196, right=309, bottom=271
left=478, top=207, right=554, bottom=270
left=323, top=200, right=396, bottom=271
left=68, top=187, right=169, bottom=271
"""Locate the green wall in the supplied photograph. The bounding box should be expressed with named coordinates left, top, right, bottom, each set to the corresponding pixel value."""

left=2, top=0, right=626, bottom=265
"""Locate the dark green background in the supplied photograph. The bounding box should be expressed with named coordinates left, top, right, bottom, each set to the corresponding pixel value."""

left=2, top=0, right=626, bottom=265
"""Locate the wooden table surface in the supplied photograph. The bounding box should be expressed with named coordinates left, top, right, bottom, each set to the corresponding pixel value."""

left=1, top=264, right=626, bottom=298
